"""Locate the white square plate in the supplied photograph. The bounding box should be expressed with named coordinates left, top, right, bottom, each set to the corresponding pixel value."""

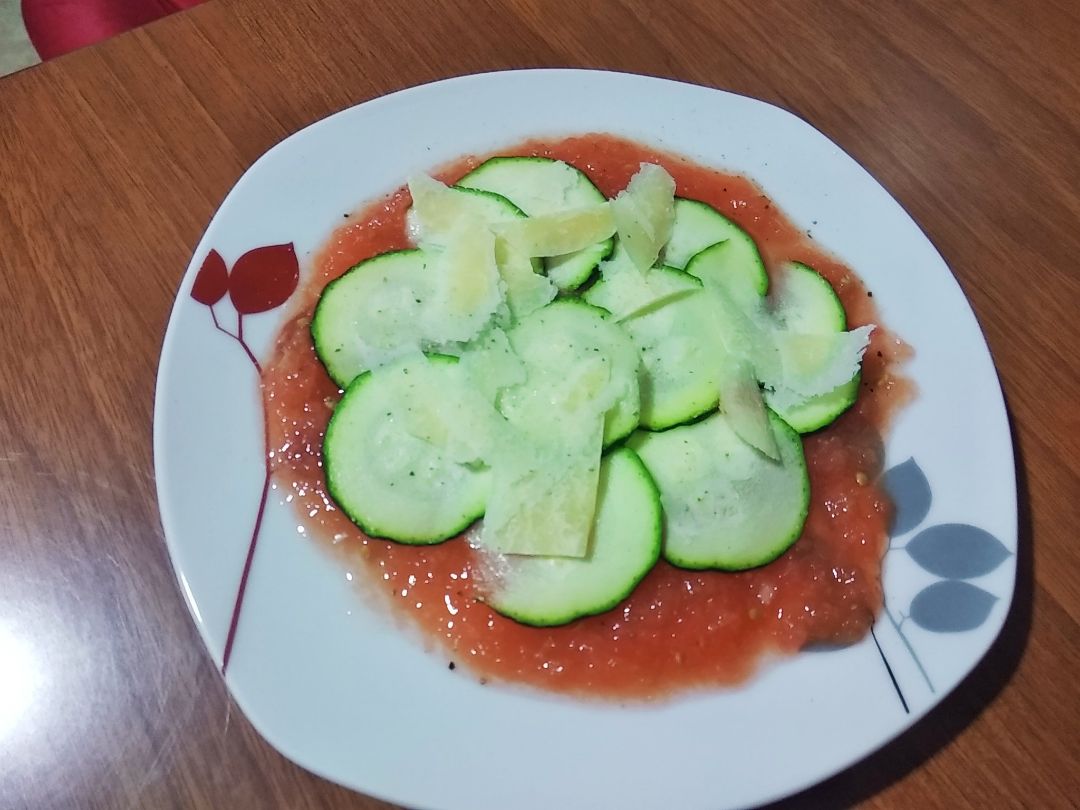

left=155, top=69, right=1016, bottom=810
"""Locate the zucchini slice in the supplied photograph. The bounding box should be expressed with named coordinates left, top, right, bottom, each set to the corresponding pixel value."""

left=771, top=260, right=846, bottom=332
left=765, top=262, right=864, bottom=433
left=482, top=447, right=662, bottom=626
left=629, top=409, right=810, bottom=570
left=663, top=198, right=768, bottom=292
left=587, top=266, right=720, bottom=431
left=770, top=376, right=861, bottom=434
left=684, top=238, right=769, bottom=309
left=312, top=232, right=505, bottom=387
left=324, top=354, right=491, bottom=544
left=582, top=263, right=700, bottom=323
left=311, top=249, right=429, bottom=388
left=457, top=156, right=614, bottom=290
left=502, top=299, right=641, bottom=447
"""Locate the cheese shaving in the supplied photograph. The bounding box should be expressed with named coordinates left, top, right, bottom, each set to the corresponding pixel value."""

left=611, top=163, right=676, bottom=271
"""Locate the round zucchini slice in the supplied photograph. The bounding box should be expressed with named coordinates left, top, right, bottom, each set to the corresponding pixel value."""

left=324, top=354, right=490, bottom=544
left=629, top=410, right=810, bottom=570
left=482, top=447, right=662, bottom=626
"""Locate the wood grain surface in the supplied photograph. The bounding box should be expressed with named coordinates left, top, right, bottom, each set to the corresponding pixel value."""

left=1, top=0, right=1078, bottom=807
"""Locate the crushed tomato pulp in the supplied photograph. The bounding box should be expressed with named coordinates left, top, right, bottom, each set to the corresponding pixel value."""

left=263, top=134, right=911, bottom=699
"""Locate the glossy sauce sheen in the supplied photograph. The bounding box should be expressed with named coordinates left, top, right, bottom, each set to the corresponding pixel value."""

left=263, top=134, right=911, bottom=699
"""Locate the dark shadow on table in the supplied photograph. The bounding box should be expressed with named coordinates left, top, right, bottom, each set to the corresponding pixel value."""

left=756, top=408, right=1033, bottom=810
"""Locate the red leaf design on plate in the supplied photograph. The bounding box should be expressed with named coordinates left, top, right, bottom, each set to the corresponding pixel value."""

left=190, top=249, right=229, bottom=306
left=228, top=243, right=300, bottom=314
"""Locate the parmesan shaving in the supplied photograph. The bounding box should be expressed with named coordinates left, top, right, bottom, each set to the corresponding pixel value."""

left=716, top=353, right=779, bottom=460
left=611, top=163, right=676, bottom=271
left=494, top=235, right=557, bottom=318
left=424, top=226, right=503, bottom=344
left=478, top=417, right=604, bottom=558
left=496, top=204, right=615, bottom=258
left=766, top=325, right=875, bottom=409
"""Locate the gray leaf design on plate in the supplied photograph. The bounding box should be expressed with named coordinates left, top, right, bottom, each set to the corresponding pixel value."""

left=906, top=523, right=1010, bottom=579
left=910, top=581, right=998, bottom=633
left=883, top=457, right=932, bottom=537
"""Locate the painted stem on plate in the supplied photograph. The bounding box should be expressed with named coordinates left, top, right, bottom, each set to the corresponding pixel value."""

left=189, top=243, right=299, bottom=673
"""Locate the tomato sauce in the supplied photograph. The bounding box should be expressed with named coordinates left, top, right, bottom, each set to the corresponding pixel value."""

left=262, top=134, right=911, bottom=699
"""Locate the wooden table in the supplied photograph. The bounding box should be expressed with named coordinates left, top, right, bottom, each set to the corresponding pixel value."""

left=1, top=0, right=1078, bottom=807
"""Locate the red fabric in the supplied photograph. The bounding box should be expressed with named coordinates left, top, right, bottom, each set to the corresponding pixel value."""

left=22, top=0, right=205, bottom=60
